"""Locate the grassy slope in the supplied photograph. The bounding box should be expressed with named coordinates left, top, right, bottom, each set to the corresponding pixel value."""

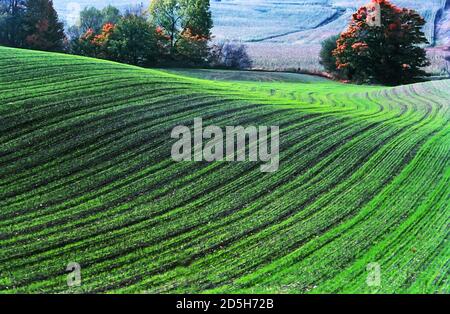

left=0, top=47, right=448, bottom=293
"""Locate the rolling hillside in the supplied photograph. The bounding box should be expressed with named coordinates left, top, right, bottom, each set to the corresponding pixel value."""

left=0, top=47, right=449, bottom=293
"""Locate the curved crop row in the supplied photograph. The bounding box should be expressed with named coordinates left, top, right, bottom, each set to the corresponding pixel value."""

left=0, top=47, right=448, bottom=293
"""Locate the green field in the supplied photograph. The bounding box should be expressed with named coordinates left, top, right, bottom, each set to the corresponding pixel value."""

left=0, top=46, right=448, bottom=294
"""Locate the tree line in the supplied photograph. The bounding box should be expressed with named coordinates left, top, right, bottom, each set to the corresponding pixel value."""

left=0, top=0, right=252, bottom=69
left=1, top=0, right=435, bottom=85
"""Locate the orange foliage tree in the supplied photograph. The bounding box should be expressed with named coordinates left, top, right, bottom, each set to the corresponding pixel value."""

left=76, top=22, right=115, bottom=58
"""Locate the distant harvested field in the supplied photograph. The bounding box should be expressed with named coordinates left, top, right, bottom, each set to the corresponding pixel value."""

left=245, top=43, right=450, bottom=77
left=426, top=47, right=450, bottom=77
left=246, top=43, right=323, bottom=73
left=162, top=68, right=329, bottom=82
left=0, top=47, right=449, bottom=293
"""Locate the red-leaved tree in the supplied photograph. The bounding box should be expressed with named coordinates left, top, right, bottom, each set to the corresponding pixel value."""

left=23, top=0, right=65, bottom=51
left=333, top=0, right=430, bottom=85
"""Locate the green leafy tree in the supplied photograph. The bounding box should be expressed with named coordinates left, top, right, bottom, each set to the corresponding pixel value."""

left=319, top=35, right=340, bottom=76
left=149, top=0, right=212, bottom=59
left=333, top=0, right=429, bottom=85
left=149, top=0, right=186, bottom=50
left=107, top=15, right=160, bottom=66
left=184, top=0, right=212, bottom=38
left=101, top=5, right=121, bottom=25
left=79, top=7, right=103, bottom=34
left=22, top=0, right=65, bottom=51
left=77, top=6, right=120, bottom=34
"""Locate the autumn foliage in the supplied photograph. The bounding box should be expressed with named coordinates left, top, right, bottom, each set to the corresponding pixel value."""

left=332, top=0, right=429, bottom=85
left=75, top=22, right=113, bottom=56
left=70, top=1, right=214, bottom=67
left=91, top=23, right=115, bottom=46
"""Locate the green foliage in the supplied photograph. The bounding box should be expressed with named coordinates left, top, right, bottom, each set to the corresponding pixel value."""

left=101, top=5, right=121, bottom=25
left=68, top=5, right=122, bottom=56
left=71, top=16, right=164, bottom=68
left=319, top=35, right=340, bottom=76
left=149, top=0, right=213, bottom=59
left=184, top=0, right=213, bottom=38
left=69, top=28, right=93, bottom=56
left=149, top=0, right=186, bottom=50
left=78, top=5, right=121, bottom=34
left=107, top=15, right=160, bottom=67
left=79, top=7, right=103, bottom=33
